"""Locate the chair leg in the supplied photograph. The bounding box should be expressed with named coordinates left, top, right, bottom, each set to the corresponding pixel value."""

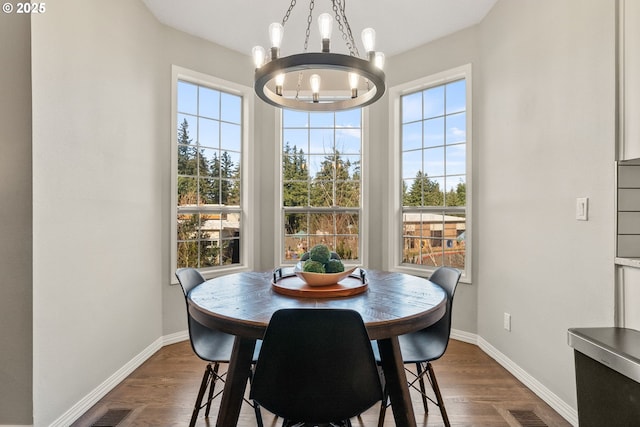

left=427, top=362, right=450, bottom=427
left=416, top=362, right=429, bottom=413
left=377, top=383, right=388, bottom=427
left=249, top=365, right=264, bottom=427
left=204, top=362, right=220, bottom=417
left=191, top=364, right=213, bottom=427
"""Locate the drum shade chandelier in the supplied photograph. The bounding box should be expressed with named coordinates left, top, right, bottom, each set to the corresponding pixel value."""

left=252, top=0, right=386, bottom=111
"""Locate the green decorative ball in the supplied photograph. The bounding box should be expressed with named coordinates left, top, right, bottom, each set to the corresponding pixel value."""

left=309, top=244, right=331, bottom=264
left=303, top=259, right=325, bottom=273
left=325, top=259, right=345, bottom=273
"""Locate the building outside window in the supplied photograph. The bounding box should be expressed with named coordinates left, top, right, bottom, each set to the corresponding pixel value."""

left=172, top=67, right=252, bottom=274
left=394, top=65, right=471, bottom=279
left=280, top=109, right=362, bottom=264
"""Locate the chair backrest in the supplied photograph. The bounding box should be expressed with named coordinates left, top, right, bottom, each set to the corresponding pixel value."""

left=427, top=266, right=462, bottom=349
left=175, top=267, right=206, bottom=295
left=175, top=268, right=228, bottom=361
left=250, top=308, right=383, bottom=424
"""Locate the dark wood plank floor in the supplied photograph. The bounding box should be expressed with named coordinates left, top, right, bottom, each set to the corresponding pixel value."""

left=71, top=339, right=572, bottom=426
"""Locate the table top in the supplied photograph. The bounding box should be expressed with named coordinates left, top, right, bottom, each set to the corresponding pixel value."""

left=188, top=268, right=447, bottom=341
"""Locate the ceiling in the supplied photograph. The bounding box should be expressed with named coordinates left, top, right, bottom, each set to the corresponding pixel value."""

left=142, top=0, right=497, bottom=58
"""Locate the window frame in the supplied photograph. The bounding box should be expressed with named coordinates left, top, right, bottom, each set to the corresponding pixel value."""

left=171, top=65, right=255, bottom=282
left=387, top=64, right=472, bottom=282
left=275, top=108, right=370, bottom=268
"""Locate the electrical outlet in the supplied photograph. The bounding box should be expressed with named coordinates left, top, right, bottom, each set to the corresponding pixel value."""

left=504, top=312, right=511, bottom=331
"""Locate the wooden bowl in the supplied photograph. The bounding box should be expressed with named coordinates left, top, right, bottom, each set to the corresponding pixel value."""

left=294, top=262, right=358, bottom=287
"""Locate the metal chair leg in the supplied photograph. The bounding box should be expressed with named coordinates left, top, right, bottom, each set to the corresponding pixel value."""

left=427, top=362, right=450, bottom=427
left=249, top=365, right=264, bottom=427
left=416, top=362, right=429, bottom=413
left=191, top=364, right=213, bottom=427
left=377, top=393, right=388, bottom=427
left=204, top=362, right=220, bottom=417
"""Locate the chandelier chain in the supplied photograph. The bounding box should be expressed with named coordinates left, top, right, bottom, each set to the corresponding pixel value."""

left=281, top=0, right=297, bottom=27
left=332, top=0, right=359, bottom=57
left=303, top=0, right=314, bottom=52
left=295, top=0, right=315, bottom=99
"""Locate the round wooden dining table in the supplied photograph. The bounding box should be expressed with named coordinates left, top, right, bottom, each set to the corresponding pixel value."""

left=188, top=268, right=447, bottom=427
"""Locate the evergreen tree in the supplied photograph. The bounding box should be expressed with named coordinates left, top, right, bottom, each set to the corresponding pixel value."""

left=177, top=119, right=199, bottom=203
left=404, top=171, right=443, bottom=206
left=282, top=142, right=309, bottom=234
left=445, top=181, right=466, bottom=206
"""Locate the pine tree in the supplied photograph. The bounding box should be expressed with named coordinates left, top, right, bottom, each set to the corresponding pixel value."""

left=404, top=171, right=443, bottom=206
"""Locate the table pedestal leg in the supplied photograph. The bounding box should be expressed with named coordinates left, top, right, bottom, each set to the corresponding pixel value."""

left=215, top=337, right=256, bottom=427
left=377, top=336, right=417, bottom=427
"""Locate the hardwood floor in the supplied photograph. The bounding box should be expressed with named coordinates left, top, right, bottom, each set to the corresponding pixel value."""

left=71, top=339, right=572, bottom=427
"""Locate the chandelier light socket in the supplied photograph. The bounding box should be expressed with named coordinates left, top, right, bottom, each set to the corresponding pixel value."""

left=271, top=47, right=280, bottom=60
left=322, top=38, right=330, bottom=53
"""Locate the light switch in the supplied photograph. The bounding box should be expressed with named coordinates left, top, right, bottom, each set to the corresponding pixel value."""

left=576, top=197, right=588, bottom=221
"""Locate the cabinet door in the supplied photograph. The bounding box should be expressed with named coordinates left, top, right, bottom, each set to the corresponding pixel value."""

left=621, top=0, right=640, bottom=160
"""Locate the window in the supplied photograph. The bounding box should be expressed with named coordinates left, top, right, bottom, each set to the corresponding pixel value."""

left=391, top=65, right=471, bottom=280
left=280, top=109, right=363, bottom=265
left=172, top=67, right=253, bottom=275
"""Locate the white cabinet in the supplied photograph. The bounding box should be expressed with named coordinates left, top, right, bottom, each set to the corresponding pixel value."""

left=619, top=0, right=640, bottom=160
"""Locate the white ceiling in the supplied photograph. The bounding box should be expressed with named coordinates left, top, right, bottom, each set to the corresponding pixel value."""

left=142, top=0, right=497, bottom=58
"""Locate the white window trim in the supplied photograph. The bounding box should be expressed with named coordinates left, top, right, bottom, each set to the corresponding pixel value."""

left=386, top=64, right=473, bottom=283
left=274, top=108, right=370, bottom=269
left=170, top=65, right=255, bottom=283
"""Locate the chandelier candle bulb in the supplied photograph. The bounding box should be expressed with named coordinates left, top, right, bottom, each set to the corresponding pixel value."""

left=374, top=52, right=385, bottom=69
left=318, top=13, right=333, bottom=52
left=310, top=74, right=321, bottom=102
left=269, top=22, right=284, bottom=59
left=275, top=73, right=285, bottom=96
left=349, top=72, right=359, bottom=98
left=252, top=46, right=266, bottom=69
left=361, top=28, right=376, bottom=60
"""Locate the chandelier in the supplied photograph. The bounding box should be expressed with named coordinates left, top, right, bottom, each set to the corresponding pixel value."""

left=252, top=0, right=386, bottom=111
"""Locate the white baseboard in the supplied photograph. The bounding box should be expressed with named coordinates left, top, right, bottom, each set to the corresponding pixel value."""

left=450, top=328, right=478, bottom=344
left=48, top=337, right=164, bottom=427
left=163, top=330, right=189, bottom=346
left=477, top=336, right=579, bottom=427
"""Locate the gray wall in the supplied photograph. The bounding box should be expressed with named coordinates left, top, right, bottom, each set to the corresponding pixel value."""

left=31, top=1, right=164, bottom=424
left=477, top=0, right=615, bottom=408
left=0, top=12, right=33, bottom=426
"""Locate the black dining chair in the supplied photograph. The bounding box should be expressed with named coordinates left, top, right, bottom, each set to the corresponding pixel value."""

left=376, top=266, right=461, bottom=427
left=175, top=268, right=263, bottom=427
left=250, top=308, right=383, bottom=427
